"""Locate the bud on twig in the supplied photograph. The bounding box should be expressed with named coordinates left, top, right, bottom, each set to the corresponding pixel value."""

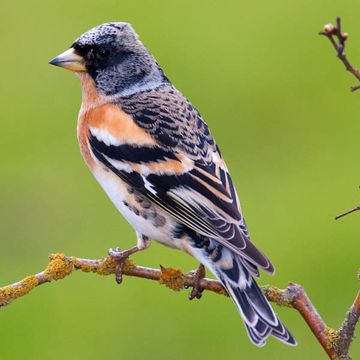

left=323, top=23, right=335, bottom=35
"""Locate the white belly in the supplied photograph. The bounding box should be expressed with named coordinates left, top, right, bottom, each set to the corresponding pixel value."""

left=93, top=166, right=177, bottom=247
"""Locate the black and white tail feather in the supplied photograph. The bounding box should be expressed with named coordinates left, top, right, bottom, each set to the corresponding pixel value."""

left=193, top=244, right=297, bottom=347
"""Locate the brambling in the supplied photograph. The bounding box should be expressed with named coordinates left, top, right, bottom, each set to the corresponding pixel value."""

left=49, top=23, right=296, bottom=347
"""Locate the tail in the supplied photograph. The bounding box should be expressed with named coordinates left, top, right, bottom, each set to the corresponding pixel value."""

left=222, top=268, right=297, bottom=347
left=195, top=244, right=297, bottom=347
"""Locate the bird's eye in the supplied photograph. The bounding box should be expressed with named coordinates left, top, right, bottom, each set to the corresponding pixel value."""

left=97, top=47, right=110, bottom=59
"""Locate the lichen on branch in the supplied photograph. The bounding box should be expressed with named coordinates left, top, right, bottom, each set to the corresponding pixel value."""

left=0, top=252, right=358, bottom=359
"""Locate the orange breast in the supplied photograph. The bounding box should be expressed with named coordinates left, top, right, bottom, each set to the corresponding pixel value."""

left=76, top=74, right=193, bottom=177
left=78, top=103, right=158, bottom=170
left=76, top=75, right=157, bottom=170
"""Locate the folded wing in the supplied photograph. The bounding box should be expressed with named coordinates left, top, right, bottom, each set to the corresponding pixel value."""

left=88, top=84, right=274, bottom=273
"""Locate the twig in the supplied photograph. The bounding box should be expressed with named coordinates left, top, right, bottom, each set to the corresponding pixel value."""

left=319, top=17, right=360, bottom=91
left=335, top=205, right=360, bottom=220
left=320, top=18, right=360, bottom=220
left=0, top=253, right=358, bottom=359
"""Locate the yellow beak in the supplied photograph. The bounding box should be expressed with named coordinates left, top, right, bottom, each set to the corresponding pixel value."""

left=49, top=48, right=86, bottom=72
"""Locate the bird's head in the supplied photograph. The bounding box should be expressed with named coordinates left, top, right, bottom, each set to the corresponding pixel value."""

left=49, top=23, right=167, bottom=96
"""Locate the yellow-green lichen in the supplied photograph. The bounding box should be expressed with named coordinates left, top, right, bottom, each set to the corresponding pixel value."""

left=159, top=266, right=185, bottom=291
left=44, top=253, right=73, bottom=281
left=262, top=286, right=293, bottom=308
left=324, top=326, right=341, bottom=351
left=121, top=258, right=136, bottom=273
left=0, top=275, right=39, bottom=306
left=71, top=256, right=135, bottom=276
left=70, top=257, right=97, bottom=273
left=0, top=253, right=139, bottom=307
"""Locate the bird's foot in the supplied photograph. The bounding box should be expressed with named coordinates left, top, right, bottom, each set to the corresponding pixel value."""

left=108, top=246, right=139, bottom=285
left=188, top=263, right=206, bottom=300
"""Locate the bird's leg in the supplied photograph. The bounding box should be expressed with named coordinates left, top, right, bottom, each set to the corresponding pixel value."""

left=188, top=263, right=206, bottom=300
left=108, top=233, right=151, bottom=284
left=108, top=246, right=139, bottom=284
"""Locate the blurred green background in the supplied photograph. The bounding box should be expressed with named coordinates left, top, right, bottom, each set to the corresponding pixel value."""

left=0, top=0, right=359, bottom=359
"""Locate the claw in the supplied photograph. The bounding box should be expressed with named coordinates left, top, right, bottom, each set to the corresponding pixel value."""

left=108, top=247, right=125, bottom=260
left=108, top=248, right=126, bottom=284
left=108, top=245, right=143, bottom=284
left=108, top=247, right=132, bottom=284
left=189, top=264, right=206, bottom=300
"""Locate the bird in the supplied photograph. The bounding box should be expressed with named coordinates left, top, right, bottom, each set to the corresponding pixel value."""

left=49, top=22, right=296, bottom=347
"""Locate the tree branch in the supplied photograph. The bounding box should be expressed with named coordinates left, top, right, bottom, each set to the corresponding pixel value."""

left=335, top=205, right=360, bottom=220
left=0, top=253, right=358, bottom=359
left=319, top=17, right=360, bottom=91
left=320, top=18, right=360, bottom=221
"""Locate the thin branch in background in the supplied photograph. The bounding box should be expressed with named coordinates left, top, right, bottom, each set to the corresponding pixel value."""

left=335, top=205, right=360, bottom=220
left=320, top=18, right=360, bottom=220
left=0, top=253, right=359, bottom=359
left=335, top=186, right=360, bottom=220
left=319, top=17, right=360, bottom=91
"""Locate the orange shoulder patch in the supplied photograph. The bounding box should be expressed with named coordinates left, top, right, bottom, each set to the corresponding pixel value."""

left=77, top=101, right=157, bottom=169
left=86, top=104, right=157, bottom=147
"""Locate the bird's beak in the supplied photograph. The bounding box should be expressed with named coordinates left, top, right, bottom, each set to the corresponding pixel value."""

left=49, top=48, right=86, bottom=72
